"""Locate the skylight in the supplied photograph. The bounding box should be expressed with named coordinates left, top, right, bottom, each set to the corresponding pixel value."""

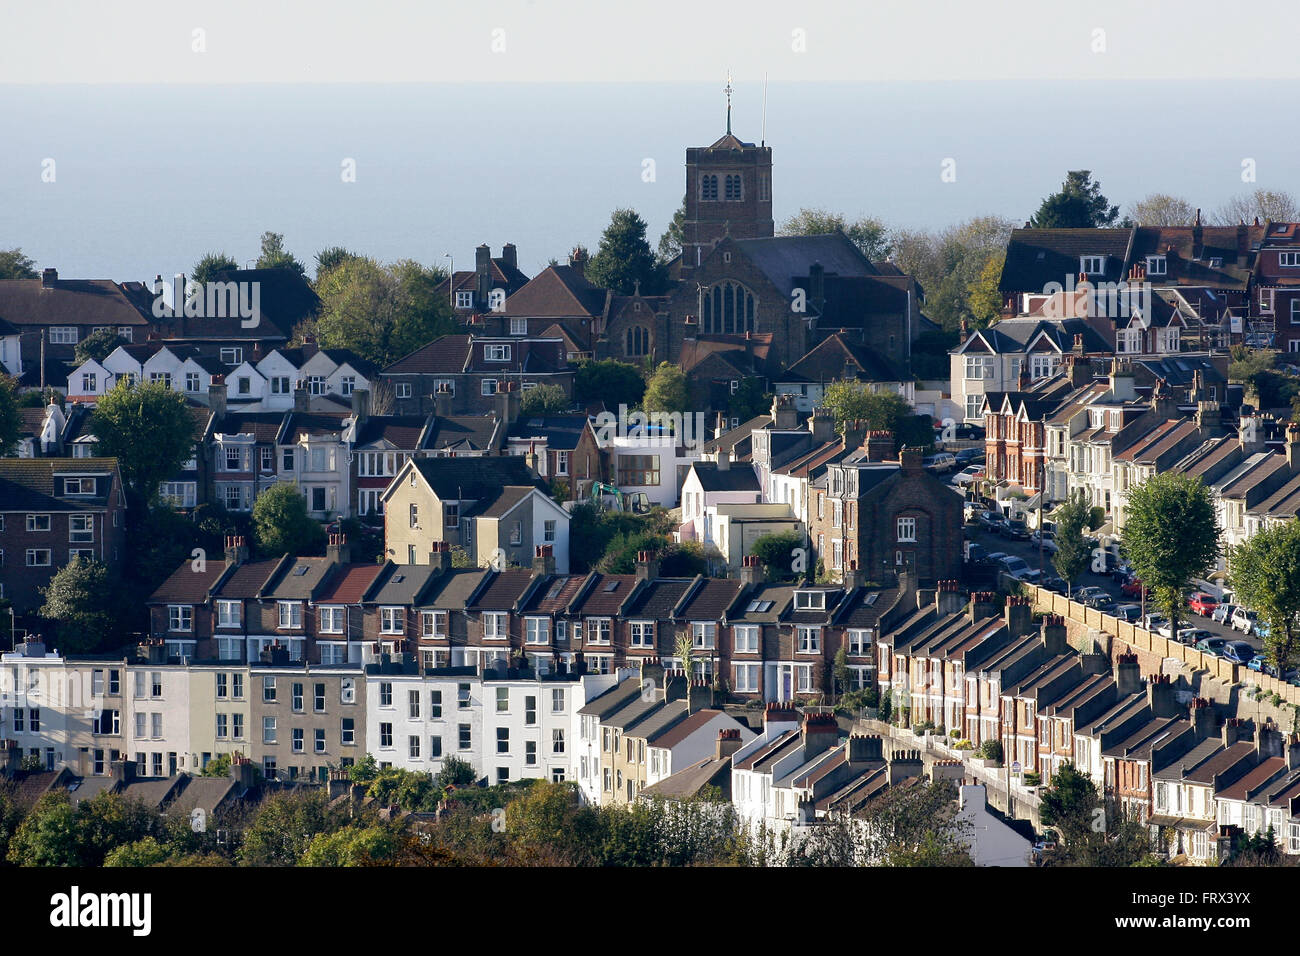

left=603, top=580, right=620, bottom=592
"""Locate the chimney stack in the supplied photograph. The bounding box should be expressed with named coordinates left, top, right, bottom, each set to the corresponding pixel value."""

left=846, top=733, right=884, bottom=764
left=1004, top=595, right=1033, bottom=638
left=112, top=757, right=137, bottom=783
left=688, top=679, right=713, bottom=714
left=41, top=267, right=58, bottom=288
left=533, top=544, right=556, bottom=578
left=801, top=711, right=839, bottom=760
left=716, top=449, right=731, bottom=472
left=208, top=376, right=227, bottom=419
left=763, top=700, right=801, bottom=734
left=842, top=418, right=867, bottom=454
left=969, top=590, right=999, bottom=623
left=475, top=244, right=492, bottom=305
left=1190, top=698, right=1215, bottom=740
left=1222, top=716, right=1245, bottom=748
left=1287, top=424, right=1300, bottom=470
left=351, top=388, right=371, bottom=425
left=635, top=550, right=659, bottom=582
left=809, top=407, right=836, bottom=444
left=934, top=579, right=965, bottom=616
left=327, top=533, right=351, bottom=565
left=1256, top=720, right=1283, bottom=759
left=1146, top=674, right=1177, bottom=718
left=501, top=243, right=518, bottom=273
left=1040, top=613, right=1068, bottom=655
left=568, top=246, right=588, bottom=276
left=899, top=447, right=923, bottom=474
left=842, top=559, right=862, bottom=591
left=429, top=540, right=453, bottom=573
left=863, top=430, right=893, bottom=462
left=1114, top=651, right=1142, bottom=696
left=739, top=554, right=765, bottom=588
left=771, top=393, right=800, bottom=430
left=716, top=728, right=744, bottom=760
left=224, top=535, right=249, bottom=566
left=434, top=382, right=452, bottom=418
left=293, top=383, right=310, bottom=413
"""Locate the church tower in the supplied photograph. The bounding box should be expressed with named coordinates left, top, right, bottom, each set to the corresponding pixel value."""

left=680, top=77, right=774, bottom=275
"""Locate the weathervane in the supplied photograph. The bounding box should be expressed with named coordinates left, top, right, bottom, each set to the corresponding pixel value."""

left=724, top=71, right=733, bottom=135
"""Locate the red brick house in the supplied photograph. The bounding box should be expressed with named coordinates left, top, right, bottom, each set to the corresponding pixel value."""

left=0, top=457, right=127, bottom=614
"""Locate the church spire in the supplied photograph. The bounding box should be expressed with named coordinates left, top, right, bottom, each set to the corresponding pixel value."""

left=724, top=71, right=733, bottom=135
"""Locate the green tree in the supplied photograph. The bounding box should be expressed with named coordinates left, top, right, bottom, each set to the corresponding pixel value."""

left=820, top=381, right=930, bottom=451
left=7, top=791, right=82, bottom=865
left=314, top=246, right=362, bottom=281
left=313, top=257, right=455, bottom=367
left=890, top=216, right=1016, bottom=333
left=0, top=248, right=38, bottom=280
left=435, top=755, right=477, bottom=790
left=574, top=359, right=645, bottom=410
left=74, top=328, right=127, bottom=365
left=584, top=209, right=668, bottom=295
left=38, top=557, right=119, bottom=653
left=89, top=379, right=196, bottom=510
left=1127, top=194, right=1197, bottom=227
left=779, top=207, right=891, bottom=260
left=104, top=836, right=173, bottom=868
left=252, top=482, right=326, bottom=557
left=192, top=252, right=239, bottom=284
left=255, top=231, right=307, bottom=278
left=728, top=377, right=772, bottom=422
left=966, top=251, right=1005, bottom=327
left=520, top=383, right=570, bottom=416
left=202, top=753, right=234, bottom=778
left=1122, top=473, right=1221, bottom=638
left=1051, top=493, right=1092, bottom=595
left=1229, top=521, right=1300, bottom=674
left=1029, top=171, right=1124, bottom=228
left=657, top=198, right=686, bottom=264
left=750, top=530, right=803, bottom=580
left=642, top=362, right=692, bottom=416
left=675, top=632, right=694, bottom=689
left=300, top=825, right=399, bottom=866
left=0, top=375, right=21, bottom=457
left=1038, top=762, right=1156, bottom=866
left=237, top=791, right=338, bottom=866
left=833, top=645, right=851, bottom=701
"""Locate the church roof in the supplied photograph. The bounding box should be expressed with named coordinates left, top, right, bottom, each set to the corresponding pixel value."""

left=733, top=233, right=878, bottom=297
left=708, top=133, right=755, bottom=149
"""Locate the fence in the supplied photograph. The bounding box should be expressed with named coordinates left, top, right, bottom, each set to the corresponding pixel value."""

left=1026, top=585, right=1300, bottom=706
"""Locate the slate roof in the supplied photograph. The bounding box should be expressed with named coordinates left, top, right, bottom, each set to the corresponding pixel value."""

left=780, top=332, right=903, bottom=383
left=640, top=753, right=732, bottom=800
left=678, top=578, right=745, bottom=621
left=999, top=228, right=1136, bottom=292
left=570, top=574, right=636, bottom=615
left=411, top=455, right=542, bottom=500
left=518, top=574, right=587, bottom=614
left=383, top=335, right=471, bottom=375
left=689, top=461, right=760, bottom=493
left=477, top=485, right=539, bottom=519
left=622, top=579, right=695, bottom=619
left=366, top=563, right=441, bottom=606
left=211, top=559, right=281, bottom=599
left=468, top=568, right=536, bottom=611
left=420, top=569, right=489, bottom=610
left=734, top=234, right=877, bottom=297
left=0, top=457, right=119, bottom=511
left=650, top=709, right=723, bottom=749
left=316, top=564, right=383, bottom=604
left=147, top=561, right=228, bottom=604
left=509, top=415, right=592, bottom=451
left=0, top=277, right=151, bottom=329
left=502, top=265, right=607, bottom=318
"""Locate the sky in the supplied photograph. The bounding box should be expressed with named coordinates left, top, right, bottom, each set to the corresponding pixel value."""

left=5, top=0, right=1300, bottom=85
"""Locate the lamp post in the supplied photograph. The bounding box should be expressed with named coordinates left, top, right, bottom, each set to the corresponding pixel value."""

left=443, top=254, right=454, bottom=308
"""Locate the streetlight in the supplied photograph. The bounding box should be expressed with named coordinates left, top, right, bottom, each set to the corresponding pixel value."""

left=443, top=254, right=454, bottom=308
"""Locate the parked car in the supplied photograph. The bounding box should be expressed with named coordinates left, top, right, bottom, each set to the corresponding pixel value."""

left=937, top=421, right=985, bottom=441
left=999, top=556, right=1032, bottom=578
left=953, top=465, right=985, bottom=487
left=1194, top=636, right=1228, bottom=656
left=1040, top=575, right=1068, bottom=594
left=954, top=448, right=985, bottom=466
left=1222, top=641, right=1255, bottom=665
left=1231, top=607, right=1259, bottom=635
left=1247, top=656, right=1289, bottom=679
left=985, top=551, right=1009, bottom=565
left=923, top=453, right=957, bottom=474
left=1120, top=577, right=1147, bottom=599
left=1187, top=592, right=1219, bottom=616
left=1001, top=519, right=1030, bottom=540
left=1144, top=612, right=1167, bottom=631
left=1074, top=586, right=1108, bottom=601
left=1113, top=604, right=1142, bottom=623
left=1018, top=569, right=1045, bottom=586
left=977, top=511, right=1003, bottom=531
left=1090, top=550, right=1122, bottom=575
left=1211, top=603, right=1237, bottom=625
left=1178, top=628, right=1215, bottom=646
left=965, top=543, right=988, bottom=564
left=1029, top=530, right=1058, bottom=553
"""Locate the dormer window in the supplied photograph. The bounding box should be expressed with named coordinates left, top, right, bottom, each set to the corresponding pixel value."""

left=455, top=290, right=474, bottom=309
left=1080, top=256, right=1105, bottom=275
left=485, top=344, right=511, bottom=362
left=1280, top=252, right=1300, bottom=268
left=794, top=590, right=826, bottom=611
left=1145, top=256, right=1167, bottom=276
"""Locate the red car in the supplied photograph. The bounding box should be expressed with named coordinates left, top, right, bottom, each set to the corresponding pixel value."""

left=1188, top=592, right=1219, bottom=616
left=1121, top=578, right=1146, bottom=599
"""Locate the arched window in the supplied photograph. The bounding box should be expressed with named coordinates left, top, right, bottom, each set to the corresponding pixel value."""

left=699, top=282, right=756, bottom=334
left=725, top=174, right=742, bottom=201
left=626, top=326, right=649, bottom=357
left=700, top=175, right=718, bottom=201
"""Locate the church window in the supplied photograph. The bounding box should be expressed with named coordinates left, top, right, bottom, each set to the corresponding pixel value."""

left=626, top=326, right=649, bottom=357
left=725, top=174, right=743, bottom=201
left=701, top=175, right=718, bottom=201
left=700, top=281, right=756, bottom=335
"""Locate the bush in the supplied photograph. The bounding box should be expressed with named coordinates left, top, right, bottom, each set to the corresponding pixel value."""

left=976, top=739, right=1004, bottom=762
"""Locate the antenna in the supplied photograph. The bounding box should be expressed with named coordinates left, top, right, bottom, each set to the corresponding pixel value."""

left=762, top=72, right=768, bottom=146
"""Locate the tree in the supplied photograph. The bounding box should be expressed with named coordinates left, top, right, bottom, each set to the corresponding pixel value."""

left=252, top=482, right=325, bottom=557
left=1213, top=189, right=1299, bottom=226
left=0, top=375, right=20, bottom=457
left=1051, top=493, right=1092, bottom=595
left=73, top=327, right=128, bottom=365
left=104, top=836, right=173, bottom=868
left=779, top=207, right=892, bottom=260
left=300, top=825, right=399, bottom=866
left=89, top=379, right=196, bottom=511
left=584, top=209, right=668, bottom=295
left=890, top=216, right=1015, bottom=333
left=966, top=251, right=1005, bottom=327
left=313, top=256, right=455, bottom=367
left=820, top=381, right=930, bottom=451
left=237, top=791, right=338, bottom=866
left=192, top=252, right=239, bottom=284
left=520, top=383, right=570, bottom=416
left=574, top=359, right=645, bottom=410
left=7, top=791, right=83, bottom=866
left=255, top=231, right=307, bottom=278
left=202, top=753, right=234, bottom=778
left=657, top=199, right=686, bottom=264
left=314, top=246, right=362, bottom=281
left=642, top=363, right=691, bottom=416
left=1127, top=194, right=1197, bottom=227
left=1029, top=171, right=1124, bottom=228
left=833, top=645, right=851, bottom=702
left=1229, top=521, right=1300, bottom=674
left=38, top=557, right=119, bottom=653
left=728, top=377, right=772, bottom=423
left=435, top=755, right=477, bottom=790
left=750, top=530, right=803, bottom=580
left=1122, top=473, right=1221, bottom=639
left=1038, top=762, right=1156, bottom=866
left=0, top=248, right=38, bottom=280
left=675, top=632, right=694, bottom=689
